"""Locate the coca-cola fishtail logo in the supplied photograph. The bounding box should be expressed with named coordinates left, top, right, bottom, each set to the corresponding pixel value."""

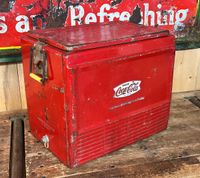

left=114, top=80, right=141, bottom=98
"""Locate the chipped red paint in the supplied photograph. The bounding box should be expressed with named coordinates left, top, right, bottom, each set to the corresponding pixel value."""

left=66, top=0, right=196, bottom=31
left=0, top=0, right=197, bottom=48
left=22, top=22, right=175, bottom=167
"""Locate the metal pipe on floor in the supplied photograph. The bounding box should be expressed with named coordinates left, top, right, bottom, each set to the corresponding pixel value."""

left=9, top=116, right=26, bottom=178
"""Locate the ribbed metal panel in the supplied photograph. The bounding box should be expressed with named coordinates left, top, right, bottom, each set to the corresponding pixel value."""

left=75, top=102, right=170, bottom=164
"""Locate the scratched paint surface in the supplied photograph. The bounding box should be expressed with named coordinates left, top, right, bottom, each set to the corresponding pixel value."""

left=0, top=0, right=198, bottom=49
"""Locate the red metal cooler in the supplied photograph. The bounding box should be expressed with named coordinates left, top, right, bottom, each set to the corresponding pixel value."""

left=22, top=22, right=175, bottom=168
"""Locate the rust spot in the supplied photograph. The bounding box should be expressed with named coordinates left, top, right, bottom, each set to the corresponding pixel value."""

left=46, top=0, right=95, bottom=28
left=23, top=3, right=34, bottom=10
left=51, top=85, right=65, bottom=93
left=86, top=0, right=95, bottom=3
left=71, top=131, right=77, bottom=143
left=45, top=1, right=67, bottom=28
left=64, top=104, right=68, bottom=112
left=129, top=5, right=142, bottom=24
left=44, top=108, right=48, bottom=121
left=0, top=0, right=15, bottom=12
left=111, top=0, right=123, bottom=7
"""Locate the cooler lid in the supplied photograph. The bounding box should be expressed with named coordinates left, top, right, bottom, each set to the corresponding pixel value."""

left=27, top=22, right=170, bottom=52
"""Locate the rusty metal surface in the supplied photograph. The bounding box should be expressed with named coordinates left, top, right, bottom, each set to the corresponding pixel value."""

left=27, top=22, right=170, bottom=52
left=0, top=110, right=27, bottom=178
left=9, top=116, right=26, bottom=178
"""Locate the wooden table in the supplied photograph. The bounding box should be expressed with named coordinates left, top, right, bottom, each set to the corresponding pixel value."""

left=1, top=92, right=200, bottom=178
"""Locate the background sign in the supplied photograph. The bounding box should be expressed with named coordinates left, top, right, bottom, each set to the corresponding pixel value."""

left=0, top=0, right=199, bottom=51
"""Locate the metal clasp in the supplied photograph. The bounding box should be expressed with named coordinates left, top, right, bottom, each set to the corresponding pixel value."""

left=30, top=42, right=48, bottom=84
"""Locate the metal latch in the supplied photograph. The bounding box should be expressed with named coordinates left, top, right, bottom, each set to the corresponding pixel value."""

left=30, top=42, right=48, bottom=84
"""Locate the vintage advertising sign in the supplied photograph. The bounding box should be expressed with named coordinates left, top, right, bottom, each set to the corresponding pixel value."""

left=0, top=0, right=199, bottom=52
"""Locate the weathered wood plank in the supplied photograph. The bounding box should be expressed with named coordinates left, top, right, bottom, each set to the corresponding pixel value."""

left=173, top=49, right=200, bottom=92
left=0, top=65, right=7, bottom=112
left=17, top=63, right=27, bottom=109
left=0, top=110, right=27, bottom=178
left=0, top=114, right=10, bottom=178
left=0, top=63, right=22, bottom=111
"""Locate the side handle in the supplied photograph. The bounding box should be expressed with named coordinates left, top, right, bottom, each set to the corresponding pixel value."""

left=29, top=46, right=48, bottom=84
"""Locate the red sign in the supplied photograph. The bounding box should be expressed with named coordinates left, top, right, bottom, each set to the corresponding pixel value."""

left=0, top=0, right=197, bottom=48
